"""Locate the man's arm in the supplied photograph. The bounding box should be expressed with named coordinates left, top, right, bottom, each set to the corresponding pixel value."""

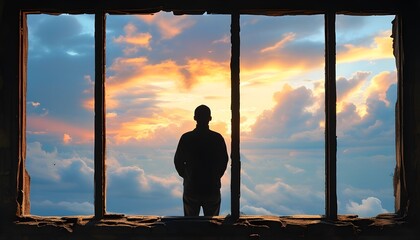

left=217, top=134, right=229, bottom=178
left=174, top=135, right=186, bottom=178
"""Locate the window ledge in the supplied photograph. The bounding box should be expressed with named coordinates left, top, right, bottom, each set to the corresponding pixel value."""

left=3, top=214, right=417, bottom=239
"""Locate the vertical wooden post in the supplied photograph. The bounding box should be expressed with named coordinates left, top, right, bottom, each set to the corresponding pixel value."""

left=94, top=10, right=106, bottom=219
left=325, top=11, right=337, bottom=220
left=230, top=12, right=241, bottom=220
left=19, top=11, right=30, bottom=215
left=393, top=15, right=408, bottom=217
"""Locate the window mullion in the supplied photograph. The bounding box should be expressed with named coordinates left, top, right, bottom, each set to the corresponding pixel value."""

left=94, top=10, right=106, bottom=219
left=325, top=11, right=338, bottom=220
left=230, top=12, right=241, bottom=220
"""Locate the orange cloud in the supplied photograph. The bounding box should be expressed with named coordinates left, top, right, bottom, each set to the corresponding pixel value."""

left=27, top=116, right=93, bottom=144
left=364, top=71, right=396, bottom=105
left=103, top=51, right=231, bottom=146
left=212, top=34, right=230, bottom=44
left=82, top=98, right=94, bottom=111
left=106, top=99, right=231, bottom=147
left=106, top=112, right=118, bottom=118
left=137, top=14, right=195, bottom=39
left=63, top=133, right=72, bottom=144
left=260, top=32, right=296, bottom=53
left=106, top=107, right=191, bottom=145
left=184, top=58, right=229, bottom=88
left=336, top=71, right=396, bottom=117
left=107, top=57, right=180, bottom=89
left=337, top=72, right=370, bottom=103
left=337, top=30, right=393, bottom=63
left=336, top=72, right=370, bottom=114
left=105, top=56, right=229, bottom=110
left=114, top=23, right=152, bottom=54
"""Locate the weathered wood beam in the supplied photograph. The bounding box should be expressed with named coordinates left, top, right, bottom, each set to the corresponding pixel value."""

left=16, top=0, right=401, bottom=15
left=94, top=10, right=106, bottom=219
left=230, top=12, right=240, bottom=220
left=325, top=11, right=337, bottom=220
left=18, top=11, right=30, bottom=215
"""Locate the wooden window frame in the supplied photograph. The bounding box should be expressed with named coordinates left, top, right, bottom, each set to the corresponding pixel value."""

left=15, top=0, right=401, bottom=221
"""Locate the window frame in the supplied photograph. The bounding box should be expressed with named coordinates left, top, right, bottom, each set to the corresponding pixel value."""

left=16, top=1, right=401, bottom=220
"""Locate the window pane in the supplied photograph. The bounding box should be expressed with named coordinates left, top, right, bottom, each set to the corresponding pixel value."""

left=336, top=15, right=396, bottom=217
left=26, top=14, right=95, bottom=216
left=105, top=12, right=231, bottom=215
left=240, top=15, right=325, bottom=215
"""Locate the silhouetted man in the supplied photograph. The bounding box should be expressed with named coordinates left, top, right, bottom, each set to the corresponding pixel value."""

left=174, top=105, right=228, bottom=216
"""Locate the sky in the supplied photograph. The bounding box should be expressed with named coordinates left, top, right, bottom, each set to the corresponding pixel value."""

left=26, top=12, right=396, bottom=217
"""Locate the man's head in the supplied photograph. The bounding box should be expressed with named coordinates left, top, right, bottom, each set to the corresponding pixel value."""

left=194, top=105, right=212, bottom=124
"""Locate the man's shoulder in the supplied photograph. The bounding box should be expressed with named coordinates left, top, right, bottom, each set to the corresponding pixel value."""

left=209, top=129, right=222, bottom=136
left=182, top=128, right=224, bottom=139
left=181, top=130, right=193, bottom=137
left=209, top=130, right=225, bottom=140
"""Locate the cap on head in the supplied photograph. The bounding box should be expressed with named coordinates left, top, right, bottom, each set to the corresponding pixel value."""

left=194, top=104, right=212, bottom=123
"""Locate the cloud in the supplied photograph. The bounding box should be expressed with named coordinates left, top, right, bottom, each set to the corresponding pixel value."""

left=255, top=178, right=297, bottom=197
left=336, top=102, right=363, bottom=135
left=342, top=186, right=381, bottom=199
left=212, top=34, right=230, bottom=44
left=336, top=76, right=396, bottom=141
left=28, top=14, right=94, bottom=58
left=346, top=197, right=388, bottom=217
left=240, top=205, right=274, bottom=215
left=284, top=164, right=304, bottom=174
left=26, top=141, right=94, bottom=215
left=114, top=23, right=152, bottom=54
left=335, top=70, right=396, bottom=140
left=106, top=106, right=193, bottom=146
left=104, top=53, right=230, bottom=145
left=26, top=141, right=93, bottom=185
left=239, top=176, right=324, bottom=215
left=27, top=101, right=49, bottom=117
left=337, top=30, right=394, bottom=63
left=28, top=101, right=41, bottom=107
left=31, top=200, right=94, bottom=216
left=26, top=14, right=397, bottom=217
left=260, top=32, right=296, bottom=53
left=26, top=142, right=61, bottom=181
left=250, top=84, right=322, bottom=139
left=364, top=71, right=397, bottom=106
left=241, top=22, right=393, bottom=86
left=105, top=154, right=184, bottom=215
left=337, top=71, right=370, bottom=105
left=27, top=116, right=93, bottom=145
left=102, top=13, right=232, bottom=149
left=137, top=14, right=195, bottom=39
left=108, top=165, right=151, bottom=192
left=240, top=16, right=325, bottom=77
left=26, top=140, right=186, bottom=216
left=63, top=133, right=72, bottom=144
left=31, top=15, right=83, bottom=47
left=239, top=68, right=395, bottom=216
left=106, top=56, right=229, bottom=97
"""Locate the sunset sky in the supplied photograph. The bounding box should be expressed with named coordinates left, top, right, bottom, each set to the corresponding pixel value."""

left=26, top=12, right=396, bottom=217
